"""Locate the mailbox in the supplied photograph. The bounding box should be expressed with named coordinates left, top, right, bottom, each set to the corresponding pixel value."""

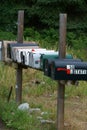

left=29, top=49, right=47, bottom=67
left=50, top=60, right=87, bottom=80
left=31, top=53, right=41, bottom=68
left=15, top=49, right=23, bottom=63
left=11, top=46, right=40, bottom=63
left=40, top=53, right=73, bottom=70
left=7, top=42, right=39, bottom=59
left=29, top=49, right=55, bottom=68
left=17, top=49, right=27, bottom=63
left=44, top=59, right=82, bottom=77
left=21, top=50, right=30, bottom=65
left=0, top=41, right=3, bottom=61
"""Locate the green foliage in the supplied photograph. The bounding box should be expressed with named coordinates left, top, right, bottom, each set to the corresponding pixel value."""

left=24, top=27, right=58, bottom=49
left=0, top=101, right=38, bottom=130
left=65, top=81, right=87, bottom=98
left=0, top=0, right=87, bottom=31
left=0, top=34, right=87, bottom=130
left=67, top=31, right=87, bottom=49
left=0, top=30, right=16, bottom=40
left=24, top=27, right=41, bottom=41
left=0, top=100, right=56, bottom=130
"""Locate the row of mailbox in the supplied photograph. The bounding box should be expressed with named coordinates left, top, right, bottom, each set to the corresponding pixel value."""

left=6, top=43, right=73, bottom=70
left=1, top=42, right=87, bottom=81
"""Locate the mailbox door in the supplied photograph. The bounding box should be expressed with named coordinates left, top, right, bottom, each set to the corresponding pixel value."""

left=44, top=59, right=54, bottom=76
left=29, top=49, right=47, bottom=67
left=44, top=59, right=82, bottom=77
left=0, top=41, right=2, bottom=61
left=24, top=52, right=30, bottom=66
left=40, top=54, right=58, bottom=70
left=32, top=53, right=41, bottom=69
left=51, top=61, right=87, bottom=80
left=40, top=53, right=73, bottom=70
left=16, top=49, right=24, bottom=63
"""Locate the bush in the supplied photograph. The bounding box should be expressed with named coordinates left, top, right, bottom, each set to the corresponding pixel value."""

left=67, top=31, right=87, bottom=49
left=0, top=30, right=16, bottom=40
left=24, top=27, right=58, bottom=49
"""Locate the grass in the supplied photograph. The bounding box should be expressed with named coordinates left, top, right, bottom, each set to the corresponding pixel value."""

left=0, top=46, right=87, bottom=129
left=0, top=63, right=87, bottom=130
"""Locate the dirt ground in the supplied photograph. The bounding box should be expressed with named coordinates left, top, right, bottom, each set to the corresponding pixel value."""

left=0, top=119, right=12, bottom=130
left=64, top=96, right=87, bottom=130
left=26, top=91, right=87, bottom=130
left=0, top=92, right=87, bottom=130
left=0, top=119, right=8, bottom=130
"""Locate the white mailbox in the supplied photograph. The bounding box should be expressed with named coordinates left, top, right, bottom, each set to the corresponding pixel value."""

left=0, top=41, right=3, bottom=61
left=31, top=53, right=41, bottom=69
left=14, top=48, right=30, bottom=64
left=12, top=48, right=30, bottom=63
left=21, top=49, right=31, bottom=65
left=11, top=46, right=40, bottom=63
left=29, top=50, right=56, bottom=69
left=11, top=48, right=25, bottom=63
left=29, top=49, right=47, bottom=67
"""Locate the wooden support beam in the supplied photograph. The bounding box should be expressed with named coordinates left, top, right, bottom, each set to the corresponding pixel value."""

left=57, top=14, right=67, bottom=130
left=16, top=10, right=24, bottom=104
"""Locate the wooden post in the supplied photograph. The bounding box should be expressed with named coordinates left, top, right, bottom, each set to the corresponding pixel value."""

left=57, top=14, right=67, bottom=130
left=16, top=10, right=24, bottom=104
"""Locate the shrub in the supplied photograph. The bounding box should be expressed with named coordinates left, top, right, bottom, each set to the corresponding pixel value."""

left=0, top=30, right=16, bottom=40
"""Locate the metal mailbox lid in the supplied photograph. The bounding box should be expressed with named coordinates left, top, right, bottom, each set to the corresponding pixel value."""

left=44, top=58, right=82, bottom=77
left=29, top=50, right=56, bottom=68
left=24, top=52, right=30, bottom=66
left=29, top=49, right=47, bottom=66
left=0, top=41, right=2, bottom=48
left=11, top=48, right=31, bottom=63
left=51, top=60, right=87, bottom=80
left=52, top=59, right=83, bottom=69
left=15, top=48, right=31, bottom=63
left=12, top=48, right=27, bottom=62
left=40, top=53, right=73, bottom=67
left=31, top=53, right=41, bottom=69
left=7, top=42, right=39, bottom=49
left=7, top=44, right=39, bottom=59
left=21, top=49, right=30, bottom=65
left=0, top=41, right=3, bottom=61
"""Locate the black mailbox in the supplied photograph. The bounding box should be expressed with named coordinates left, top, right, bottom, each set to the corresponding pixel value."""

left=40, top=54, right=73, bottom=71
left=44, top=59, right=54, bottom=76
left=51, top=60, right=87, bottom=80
left=44, top=59, right=82, bottom=77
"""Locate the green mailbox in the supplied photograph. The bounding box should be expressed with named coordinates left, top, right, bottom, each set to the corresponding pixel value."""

left=40, top=53, right=73, bottom=70
left=40, top=54, right=58, bottom=70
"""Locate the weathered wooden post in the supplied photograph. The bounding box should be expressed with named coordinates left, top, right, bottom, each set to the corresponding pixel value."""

left=57, top=14, right=67, bottom=130
left=16, top=10, right=24, bottom=104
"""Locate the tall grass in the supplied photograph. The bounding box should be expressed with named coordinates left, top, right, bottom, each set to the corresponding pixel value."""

left=0, top=28, right=87, bottom=129
left=0, top=60, right=87, bottom=130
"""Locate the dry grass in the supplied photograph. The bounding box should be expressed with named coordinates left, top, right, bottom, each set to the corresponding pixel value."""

left=22, top=68, right=87, bottom=130
left=0, top=63, right=87, bottom=130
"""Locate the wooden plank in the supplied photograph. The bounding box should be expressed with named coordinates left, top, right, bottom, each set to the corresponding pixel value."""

left=57, top=14, right=67, bottom=130
left=2, top=40, right=16, bottom=63
left=16, top=10, right=24, bottom=104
